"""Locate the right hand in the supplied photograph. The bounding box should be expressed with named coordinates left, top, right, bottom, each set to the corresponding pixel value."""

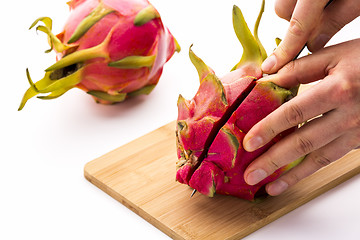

left=243, top=38, right=360, bottom=196
left=261, top=0, right=360, bottom=74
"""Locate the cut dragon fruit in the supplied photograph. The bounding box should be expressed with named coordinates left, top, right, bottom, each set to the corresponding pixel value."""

left=176, top=0, right=302, bottom=201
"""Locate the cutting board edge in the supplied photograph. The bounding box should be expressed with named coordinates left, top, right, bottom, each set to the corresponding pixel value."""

left=220, top=158, right=360, bottom=240
left=84, top=121, right=177, bottom=173
left=83, top=111, right=360, bottom=240
left=84, top=151, right=360, bottom=240
left=84, top=167, right=184, bottom=240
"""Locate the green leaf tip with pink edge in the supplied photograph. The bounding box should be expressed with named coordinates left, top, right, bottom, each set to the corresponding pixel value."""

left=188, top=44, right=215, bottom=83
left=134, top=5, right=160, bottom=26
left=67, top=1, right=115, bottom=44
left=232, top=0, right=266, bottom=71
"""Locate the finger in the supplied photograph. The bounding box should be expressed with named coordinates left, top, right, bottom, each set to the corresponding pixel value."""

left=244, top=107, right=347, bottom=186
left=308, top=0, right=360, bottom=51
left=262, top=0, right=329, bottom=73
left=259, top=46, right=337, bottom=88
left=266, top=131, right=360, bottom=196
left=274, top=0, right=297, bottom=21
left=243, top=77, right=338, bottom=153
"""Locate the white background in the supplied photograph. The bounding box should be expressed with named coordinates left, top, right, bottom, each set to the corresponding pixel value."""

left=1, top=0, right=360, bottom=239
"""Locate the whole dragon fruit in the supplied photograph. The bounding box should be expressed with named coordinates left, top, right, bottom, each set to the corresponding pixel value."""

left=19, top=0, right=180, bottom=110
left=176, top=1, right=302, bottom=201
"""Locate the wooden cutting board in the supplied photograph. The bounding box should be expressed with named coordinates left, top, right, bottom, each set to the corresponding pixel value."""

left=84, top=121, right=360, bottom=240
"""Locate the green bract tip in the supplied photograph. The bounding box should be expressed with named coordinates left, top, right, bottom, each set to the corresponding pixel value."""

left=45, top=42, right=109, bottom=72
left=30, top=17, right=73, bottom=53
left=127, top=84, right=157, bottom=97
left=254, top=0, right=267, bottom=60
left=68, top=2, right=114, bottom=44
left=174, top=37, right=181, bottom=53
left=108, top=55, right=156, bottom=69
left=231, top=3, right=265, bottom=71
left=134, top=5, right=160, bottom=26
left=18, top=68, right=83, bottom=111
left=87, top=90, right=127, bottom=103
left=189, top=45, right=215, bottom=83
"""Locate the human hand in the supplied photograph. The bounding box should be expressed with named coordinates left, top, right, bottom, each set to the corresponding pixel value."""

left=242, top=39, right=360, bottom=196
left=262, top=0, right=360, bottom=73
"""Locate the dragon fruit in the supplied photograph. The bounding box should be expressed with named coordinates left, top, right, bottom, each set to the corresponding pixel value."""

left=19, top=0, right=180, bottom=110
left=176, top=1, right=301, bottom=201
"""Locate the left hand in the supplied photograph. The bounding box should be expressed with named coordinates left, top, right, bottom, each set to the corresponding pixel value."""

left=242, top=39, right=360, bottom=196
left=262, top=0, right=360, bottom=74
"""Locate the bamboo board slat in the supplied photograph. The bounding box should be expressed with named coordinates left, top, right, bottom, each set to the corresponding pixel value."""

left=84, top=121, right=360, bottom=240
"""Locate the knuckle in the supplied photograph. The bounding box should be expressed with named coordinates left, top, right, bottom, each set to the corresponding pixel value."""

left=288, top=17, right=306, bottom=37
left=279, top=61, right=302, bottom=85
left=264, top=152, right=282, bottom=173
left=269, top=159, right=280, bottom=170
left=349, top=112, right=360, bottom=130
left=311, top=152, right=332, bottom=168
left=283, top=102, right=305, bottom=126
left=355, top=116, right=360, bottom=129
left=333, top=78, right=360, bottom=104
left=294, top=135, right=314, bottom=155
left=285, top=171, right=301, bottom=185
left=263, top=123, right=277, bottom=139
left=347, top=130, right=360, bottom=149
left=265, top=158, right=281, bottom=174
left=280, top=60, right=296, bottom=74
left=275, top=43, right=291, bottom=60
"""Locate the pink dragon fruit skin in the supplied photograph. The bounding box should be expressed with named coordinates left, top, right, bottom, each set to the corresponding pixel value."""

left=175, top=69, right=256, bottom=185
left=187, top=82, right=296, bottom=200
left=176, top=1, right=302, bottom=201
left=19, top=0, right=180, bottom=110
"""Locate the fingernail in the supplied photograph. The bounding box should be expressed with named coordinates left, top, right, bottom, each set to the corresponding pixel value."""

left=268, top=180, right=289, bottom=196
left=310, top=34, right=330, bottom=51
left=261, top=55, right=276, bottom=72
left=244, top=136, right=263, bottom=152
left=246, top=169, right=267, bottom=185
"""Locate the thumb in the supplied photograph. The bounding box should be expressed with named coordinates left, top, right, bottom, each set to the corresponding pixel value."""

left=261, top=0, right=329, bottom=74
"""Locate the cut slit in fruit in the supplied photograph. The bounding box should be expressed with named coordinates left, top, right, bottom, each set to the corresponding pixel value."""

left=192, top=79, right=256, bottom=172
